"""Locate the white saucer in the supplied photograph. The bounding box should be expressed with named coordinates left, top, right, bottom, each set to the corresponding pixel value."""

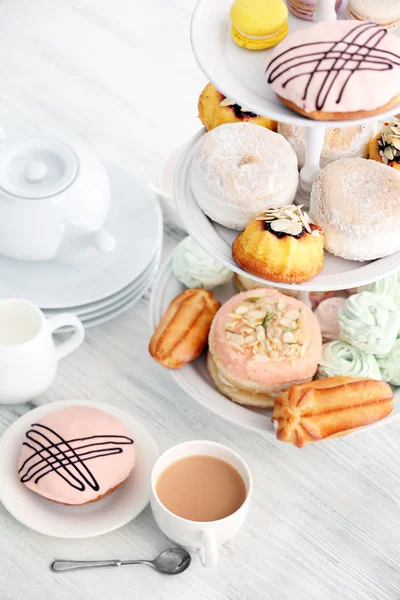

left=0, top=400, right=159, bottom=538
left=175, top=129, right=400, bottom=292
left=191, top=0, right=400, bottom=127
left=150, top=255, right=400, bottom=435
left=43, top=252, right=160, bottom=317
left=0, top=161, right=163, bottom=308
left=44, top=258, right=158, bottom=330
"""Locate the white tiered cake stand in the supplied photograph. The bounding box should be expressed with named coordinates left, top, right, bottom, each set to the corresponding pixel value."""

left=150, top=0, right=400, bottom=434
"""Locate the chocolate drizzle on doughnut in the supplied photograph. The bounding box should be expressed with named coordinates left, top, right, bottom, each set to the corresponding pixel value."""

left=266, top=23, right=400, bottom=110
left=18, top=423, right=134, bottom=491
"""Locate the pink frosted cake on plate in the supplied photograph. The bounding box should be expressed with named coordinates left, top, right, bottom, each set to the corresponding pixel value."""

left=18, top=406, right=135, bottom=505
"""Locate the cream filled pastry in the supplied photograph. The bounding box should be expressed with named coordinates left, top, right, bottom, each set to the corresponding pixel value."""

left=208, top=288, right=322, bottom=406
left=172, top=236, right=232, bottom=289
left=358, top=273, right=400, bottom=308
left=191, top=123, right=298, bottom=230
left=377, top=340, right=400, bottom=386
left=317, top=341, right=381, bottom=380
left=338, top=292, right=400, bottom=357
left=277, top=123, right=375, bottom=169
left=18, top=406, right=135, bottom=505
left=266, top=21, right=400, bottom=120
left=310, top=158, right=400, bottom=261
left=314, top=297, right=345, bottom=343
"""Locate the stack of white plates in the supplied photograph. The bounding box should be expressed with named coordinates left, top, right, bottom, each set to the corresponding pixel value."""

left=0, top=162, right=163, bottom=327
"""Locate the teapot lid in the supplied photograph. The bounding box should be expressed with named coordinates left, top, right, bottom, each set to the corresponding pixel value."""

left=0, top=137, right=78, bottom=199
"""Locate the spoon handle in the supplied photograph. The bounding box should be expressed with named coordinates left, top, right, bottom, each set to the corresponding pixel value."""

left=50, top=559, right=122, bottom=572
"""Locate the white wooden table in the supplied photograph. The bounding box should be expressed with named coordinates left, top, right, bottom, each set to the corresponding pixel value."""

left=1, top=1, right=400, bottom=599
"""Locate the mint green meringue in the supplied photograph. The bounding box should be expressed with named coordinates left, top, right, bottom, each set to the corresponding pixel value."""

left=172, top=236, right=232, bottom=289
left=317, top=341, right=381, bottom=380
left=338, top=292, right=400, bottom=357
left=358, top=273, right=400, bottom=308
left=377, top=339, right=400, bottom=386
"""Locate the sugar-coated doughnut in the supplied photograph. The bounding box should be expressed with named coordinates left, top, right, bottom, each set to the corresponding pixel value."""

left=310, top=158, right=400, bottom=261
left=191, top=123, right=299, bottom=230
left=278, top=123, right=376, bottom=169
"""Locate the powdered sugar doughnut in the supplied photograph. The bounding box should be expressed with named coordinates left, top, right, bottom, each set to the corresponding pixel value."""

left=266, top=21, right=400, bottom=120
left=190, top=123, right=299, bottom=230
left=277, top=123, right=376, bottom=169
left=310, top=158, right=400, bottom=261
left=18, top=406, right=135, bottom=505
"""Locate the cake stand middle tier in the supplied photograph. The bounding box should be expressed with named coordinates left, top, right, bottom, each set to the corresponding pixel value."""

left=175, top=128, right=400, bottom=293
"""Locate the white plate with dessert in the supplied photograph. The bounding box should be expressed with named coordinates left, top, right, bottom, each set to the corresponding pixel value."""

left=191, top=0, right=400, bottom=126
left=0, top=400, right=159, bottom=538
left=149, top=250, right=400, bottom=441
left=176, top=127, right=400, bottom=292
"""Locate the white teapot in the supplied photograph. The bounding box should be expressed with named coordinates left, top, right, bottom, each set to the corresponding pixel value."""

left=0, top=133, right=116, bottom=261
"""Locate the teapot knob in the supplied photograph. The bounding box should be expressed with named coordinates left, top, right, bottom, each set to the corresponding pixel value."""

left=25, top=160, right=48, bottom=182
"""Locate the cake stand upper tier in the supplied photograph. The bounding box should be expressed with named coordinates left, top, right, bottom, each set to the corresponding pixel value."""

left=191, top=0, right=400, bottom=128
left=176, top=129, right=400, bottom=292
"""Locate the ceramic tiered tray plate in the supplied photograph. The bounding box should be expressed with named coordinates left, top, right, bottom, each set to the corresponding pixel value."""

left=191, top=0, right=400, bottom=127
left=150, top=256, right=400, bottom=434
left=175, top=129, right=400, bottom=292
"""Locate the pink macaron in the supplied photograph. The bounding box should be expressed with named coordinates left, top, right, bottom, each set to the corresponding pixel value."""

left=287, top=0, right=342, bottom=21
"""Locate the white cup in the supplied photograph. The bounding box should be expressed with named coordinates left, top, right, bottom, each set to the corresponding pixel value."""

left=0, top=298, right=85, bottom=404
left=151, top=440, right=252, bottom=568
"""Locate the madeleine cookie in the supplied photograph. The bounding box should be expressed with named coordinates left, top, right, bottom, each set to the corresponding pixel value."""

left=232, top=205, right=324, bottom=283
left=266, top=21, right=400, bottom=120
left=310, top=158, right=400, bottom=261
left=191, top=123, right=298, bottom=230
left=272, top=377, right=393, bottom=447
left=149, top=289, right=220, bottom=369
left=198, top=83, right=277, bottom=132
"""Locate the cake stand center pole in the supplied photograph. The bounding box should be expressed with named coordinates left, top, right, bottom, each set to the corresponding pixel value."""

left=315, top=0, right=338, bottom=21
left=298, top=125, right=326, bottom=206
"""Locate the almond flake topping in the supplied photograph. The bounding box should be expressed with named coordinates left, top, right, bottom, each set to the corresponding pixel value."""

left=378, top=121, right=400, bottom=165
left=224, top=293, right=309, bottom=362
left=256, top=205, right=314, bottom=236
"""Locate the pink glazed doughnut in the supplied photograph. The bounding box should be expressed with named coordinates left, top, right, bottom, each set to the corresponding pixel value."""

left=18, top=406, right=135, bottom=505
left=266, top=20, right=400, bottom=120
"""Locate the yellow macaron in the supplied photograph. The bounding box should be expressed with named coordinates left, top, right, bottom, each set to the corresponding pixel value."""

left=230, top=0, right=289, bottom=50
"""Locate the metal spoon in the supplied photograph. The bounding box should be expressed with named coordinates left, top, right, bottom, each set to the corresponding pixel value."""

left=50, top=547, right=191, bottom=575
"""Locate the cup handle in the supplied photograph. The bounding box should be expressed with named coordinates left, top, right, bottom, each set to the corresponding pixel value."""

left=47, top=314, right=85, bottom=361
left=199, top=530, right=218, bottom=568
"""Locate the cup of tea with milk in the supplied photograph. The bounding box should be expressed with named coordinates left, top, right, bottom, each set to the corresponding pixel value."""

left=151, top=440, right=252, bottom=568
